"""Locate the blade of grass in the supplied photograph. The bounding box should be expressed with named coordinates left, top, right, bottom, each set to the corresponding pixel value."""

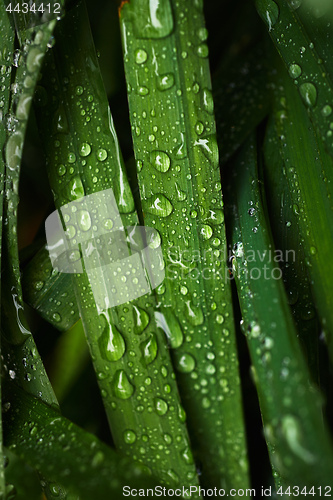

left=226, top=133, right=333, bottom=488
left=263, top=59, right=333, bottom=363
left=255, top=0, right=333, bottom=157
left=34, top=0, right=200, bottom=489
left=119, top=0, right=249, bottom=489
left=0, top=3, right=15, bottom=496
left=2, top=379, right=159, bottom=500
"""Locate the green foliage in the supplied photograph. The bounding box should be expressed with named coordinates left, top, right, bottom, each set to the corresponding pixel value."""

left=0, top=0, right=332, bottom=498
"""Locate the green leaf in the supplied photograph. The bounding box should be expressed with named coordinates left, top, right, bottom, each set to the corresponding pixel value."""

left=119, top=0, right=249, bottom=489
left=34, top=0, right=200, bottom=488
left=226, top=133, right=333, bottom=487
left=263, top=60, right=333, bottom=362
left=2, top=380, right=159, bottom=500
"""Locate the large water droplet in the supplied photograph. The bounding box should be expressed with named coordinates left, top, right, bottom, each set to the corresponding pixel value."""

left=124, top=429, right=137, bottom=444
left=5, top=132, right=22, bottom=171
left=322, top=104, right=332, bottom=117
left=202, top=88, right=214, bottom=115
left=150, top=150, right=171, bottom=172
left=257, top=0, right=279, bottom=31
left=113, top=370, right=134, bottom=399
left=157, top=73, right=175, bottom=91
left=26, top=47, right=43, bottom=73
left=133, top=305, right=150, bottom=334
left=174, top=353, right=196, bottom=373
left=154, top=397, right=168, bottom=415
left=97, top=149, right=108, bottom=161
left=78, top=210, right=92, bottom=232
left=140, top=333, right=158, bottom=364
left=79, top=142, right=91, bottom=157
left=200, top=224, right=213, bottom=240
left=16, top=94, right=32, bottom=120
left=133, top=0, right=174, bottom=39
left=68, top=176, right=85, bottom=200
left=135, top=48, right=148, bottom=64
left=289, top=63, right=302, bottom=79
left=155, top=311, right=183, bottom=348
left=99, top=322, right=125, bottom=362
left=143, top=194, right=173, bottom=217
left=208, top=209, right=224, bottom=224
left=299, top=83, right=317, bottom=107
left=185, top=300, right=204, bottom=326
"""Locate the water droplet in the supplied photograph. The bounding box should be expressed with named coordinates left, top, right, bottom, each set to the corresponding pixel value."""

left=200, top=224, right=213, bottom=240
left=26, top=47, right=43, bottom=73
left=150, top=150, right=171, bottom=172
left=57, top=164, right=66, bottom=177
left=113, top=370, right=134, bottom=399
left=208, top=209, right=224, bottom=224
left=181, top=447, right=194, bottom=464
left=79, top=142, right=91, bottom=157
left=137, top=86, right=149, bottom=96
left=259, top=0, right=279, bottom=31
left=78, top=210, right=91, bottom=231
left=185, top=300, right=204, bottom=326
left=52, top=312, right=61, bottom=323
left=197, top=43, right=209, bottom=58
left=154, top=397, right=168, bottom=415
left=157, top=73, right=175, bottom=91
left=124, top=429, right=137, bottom=444
left=310, top=245, right=317, bottom=255
left=289, top=63, right=302, bottom=79
left=281, top=415, right=316, bottom=464
left=68, top=152, right=76, bottom=163
left=299, top=83, right=317, bottom=107
left=289, top=0, right=302, bottom=10
left=166, top=469, right=179, bottom=484
left=143, top=194, right=173, bottom=217
left=68, top=176, right=85, bottom=200
left=174, top=353, right=196, bottom=373
left=91, top=451, right=104, bottom=468
left=197, top=27, right=208, bottom=41
left=135, top=48, right=148, bottom=64
left=16, top=94, right=32, bottom=120
left=322, top=105, right=332, bottom=117
left=195, top=121, right=204, bottom=135
left=133, top=305, right=150, bottom=334
left=33, top=281, right=44, bottom=291
left=97, top=148, right=108, bottom=161
left=99, top=322, right=125, bottom=362
left=140, top=333, right=158, bottom=365
left=133, top=0, right=174, bottom=39
left=76, top=85, right=83, bottom=96
left=5, top=132, right=22, bottom=171
left=202, top=88, right=214, bottom=114
left=155, top=310, right=183, bottom=349
left=175, top=182, right=187, bottom=201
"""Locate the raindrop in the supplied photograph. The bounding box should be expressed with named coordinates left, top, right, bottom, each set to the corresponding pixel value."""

left=299, top=82, right=317, bottom=107
left=78, top=210, right=92, bottom=231
left=195, top=121, right=205, bottom=135
left=79, top=142, right=91, bottom=157
left=143, top=194, right=173, bottom=217
left=322, top=105, right=332, bottom=117
left=174, top=353, right=196, bottom=373
left=157, top=73, right=175, bottom=91
left=202, top=88, right=214, bottom=115
left=135, top=48, right=148, bottom=64
left=58, top=164, right=66, bottom=176
left=52, top=312, right=61, bottom=323
left=140, top=333, right=158, bottom=364
left=26, top=47, right=43, bottom=73
left=185, top=300, right=204, bottom=326
left=150, top=150, right=171, bottom=172
left=68, top=176, right=85, bottom=200
left=113, top=370, right=134, bottom=399
left=175, top=182, right=187, bottom=201
left=5, top=132, right=22, bottom=171
left=133, top=305, right=150, bottom=334
left=99, top=322, right=125, bottom=362
left=76, top=85, right=84, bottom=96
left=68, top=152, right=76, bottom=163
left=97, top=149, right=108, bottom=161
left=155, top=310, right=183, bottom=349
left=200, top=224, right=213, bottom=240
left=154, top=397, right=168, bottom=416
left=289, top=63, right=302, bottom=79
left=137, top=86, right=149, bottom=96
left=124, top=429, right=137, bottom=444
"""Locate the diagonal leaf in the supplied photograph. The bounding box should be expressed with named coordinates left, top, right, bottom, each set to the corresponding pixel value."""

left=119, top=0, right=249, bottom=489
left=226, top=133, right=333, bottom=488
left=2, top=380, right=159, bottom=500
left=34, top=0, right=200, bottom=489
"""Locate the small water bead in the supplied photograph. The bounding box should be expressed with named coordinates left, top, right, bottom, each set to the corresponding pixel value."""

left=200, top=224, right=213, bottom=240
left=135, top=48, right=148, bottom=64
left=57, top=164, right=66, bottom=177
left=299, top=83, right=317, bottom=107
left=322, top=105, right=332, bottom=117
left=154, top=398, right=168, bottom=416
left=157, top=73, right=175, bottom=91
left=33, top=281, right=44, bottom=291
left=197, top=44, right=209, bottom=58
left=52, top=312, right=61, bottom=323
left=175, top=182, right=187, bottom=201
left=195, top=121, right=205, bottom=135
left=113, top=370, right=134, bottom=399
left=68, top=152, right=76, bottom=163
left=133, top=305, right=150, bottom=334
left=79, top=142, right=91, bottom=157
left=143, top=194, right=173, bottom=217
left=97, top=148, right=107, bottom=161
left=174, top=353, right=196, bottom=373
left=76, top=86, right=83, bottom=96
left=137, top=86, right=149, bottom=96
left=140, top=333, right=158, bottom=365
left=150, top=150, right=171, bottom=172
left=289, top=63, right=302, bottom=79
left=197, top=27, right=208, bottom=41
left=180, top=285, right=188, bottom=295
left=289, top=0, right=302, bottom=10
left=248, top=207, right=255, bottom=216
